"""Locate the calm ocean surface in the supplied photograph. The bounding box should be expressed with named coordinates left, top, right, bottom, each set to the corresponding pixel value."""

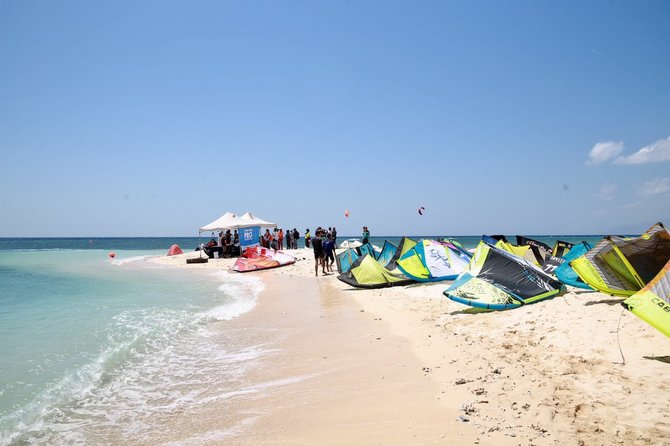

left=0, top=235, right=605, bottom=444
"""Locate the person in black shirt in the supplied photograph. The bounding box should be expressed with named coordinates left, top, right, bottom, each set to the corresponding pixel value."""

left=312, top=229, right=325, bottom=276
left=293, top=228, right=300, bottom=249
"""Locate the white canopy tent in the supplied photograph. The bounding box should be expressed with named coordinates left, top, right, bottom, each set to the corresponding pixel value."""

left=199, top=211, right=276, bottom=233
left=238, top=211, right=276, bottom=229
left=199, top=212, right=242, bottom=233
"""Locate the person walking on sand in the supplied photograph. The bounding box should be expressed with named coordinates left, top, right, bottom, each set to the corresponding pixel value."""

left=324, top=234, right=336, bottom=273
left=305, top=229, right=311, bottom=249
left=312, top=229, right=325, bottom=276
left=362, top=226, right=370, bottom=244
left=278, top=228, right=284, bottom=250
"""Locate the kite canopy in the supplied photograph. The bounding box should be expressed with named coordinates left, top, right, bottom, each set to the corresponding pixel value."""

left=516, top=236, right=552, bottom=265
left=551, top=240, right=575, bottom=258
left=444, top=242, right=565, bottom=310
left=553, top=242, right=594, bottom=290
left=232, top=246, right=295, bottom=272
left=376, top=240, right=399, bottom=269
left=623, top=258, right=670, bottom=338
left=337, top=254, right=415, bottom=289
left=493, top=239, right=542, bottom=266
left=397, top=239, right=471, bottom=282
left=385, top=237, right=418, bottom=270
left=571, top=222, right=670, bottom=296
left=337, top=240, right=400, bottom=274
left=358, top=242, right=378, bottom=259
left=336, top=248, right=361, bottom=274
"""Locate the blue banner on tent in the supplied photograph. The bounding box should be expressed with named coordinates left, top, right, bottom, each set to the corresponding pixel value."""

left=240, top=226, right=260, bottom=249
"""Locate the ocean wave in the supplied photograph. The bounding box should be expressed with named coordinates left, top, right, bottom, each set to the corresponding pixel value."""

left=201, top=271, right=265, bottom=321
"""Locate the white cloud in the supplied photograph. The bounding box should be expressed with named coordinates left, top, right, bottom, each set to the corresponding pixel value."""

left=638, top=177, right=670, bottom=197
left=593, top=183, right=617, bottom=201
left=615, top=136, right=670, bottom=165
left=587, top=141, right=624, bottom=165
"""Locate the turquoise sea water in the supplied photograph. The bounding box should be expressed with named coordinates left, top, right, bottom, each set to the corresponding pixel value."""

left=0, top=235, right=607, bottom=444
left=0, top=242, right=270, bottom=445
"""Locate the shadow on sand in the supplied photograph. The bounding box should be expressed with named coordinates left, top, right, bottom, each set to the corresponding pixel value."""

left=643, top=356, right=670, bottom=365
left=584, top=298, right=624, bottom=306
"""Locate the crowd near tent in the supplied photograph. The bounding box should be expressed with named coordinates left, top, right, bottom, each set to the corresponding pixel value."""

left=199, top=211, right=277, bottom=249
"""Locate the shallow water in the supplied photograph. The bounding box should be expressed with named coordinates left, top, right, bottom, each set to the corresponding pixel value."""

left=0, top=247, right=270, bottom=444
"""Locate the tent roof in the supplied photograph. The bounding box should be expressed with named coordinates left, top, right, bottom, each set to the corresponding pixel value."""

left=199, top=211, right=277, bottom=233
left=199, top=212, right=241, bottom=232
left=238, top=211, right=276, bottom=228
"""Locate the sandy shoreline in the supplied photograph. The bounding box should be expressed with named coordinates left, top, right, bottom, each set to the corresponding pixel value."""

left=148, top=249, right=670, bottom=445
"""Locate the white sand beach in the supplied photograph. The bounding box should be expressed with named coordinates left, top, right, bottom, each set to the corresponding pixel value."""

left=149, top=249, right=670, bottom=445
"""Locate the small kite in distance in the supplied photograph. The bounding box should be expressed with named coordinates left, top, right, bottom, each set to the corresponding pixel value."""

left=418, top=206, right=425, bottom=216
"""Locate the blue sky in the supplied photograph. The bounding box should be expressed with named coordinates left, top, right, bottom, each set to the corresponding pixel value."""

left=1, top=0, right=668, bottom=237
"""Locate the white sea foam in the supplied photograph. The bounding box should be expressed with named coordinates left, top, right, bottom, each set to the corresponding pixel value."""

left=111, top=255, right=152, bottom=266
left=201, top=271, right=265, bottom=321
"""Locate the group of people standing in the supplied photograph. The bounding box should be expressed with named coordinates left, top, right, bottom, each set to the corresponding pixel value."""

left=261, top=228, right=300, bottom=250
left=310, top=226, right=338, bottom=276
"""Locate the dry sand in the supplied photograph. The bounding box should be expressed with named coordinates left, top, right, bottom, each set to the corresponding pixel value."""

left=149, top=249, right=670, bottom=445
